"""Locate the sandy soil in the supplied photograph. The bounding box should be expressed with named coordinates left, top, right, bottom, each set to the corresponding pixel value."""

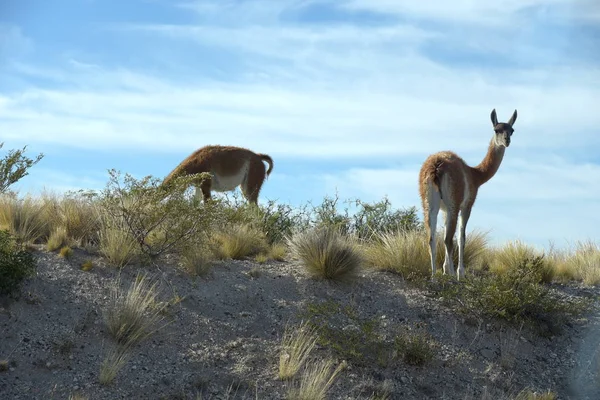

left=1, top=247, right=600, bottom=400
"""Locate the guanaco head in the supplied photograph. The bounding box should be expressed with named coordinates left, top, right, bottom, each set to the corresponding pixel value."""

left=490, top=108, right=517, bottom=148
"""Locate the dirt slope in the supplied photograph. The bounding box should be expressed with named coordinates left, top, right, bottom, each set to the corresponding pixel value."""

left=1, top=248, right=600, bottom=400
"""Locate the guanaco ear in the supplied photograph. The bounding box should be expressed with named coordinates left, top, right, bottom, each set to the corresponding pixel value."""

left=490, top=109, right=498, bottom=126
left=507, top=109, right=517, bottom=126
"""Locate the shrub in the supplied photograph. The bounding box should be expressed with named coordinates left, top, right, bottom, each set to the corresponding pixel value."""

left=0, top=142, right=44, bottom=194
left=94, top=169, right=219, bottom=261
left=394, top=323, right=437, bottom=366
left=0, top=230, right=36, bottom=296
left=288, top=226, right=363, bottom=283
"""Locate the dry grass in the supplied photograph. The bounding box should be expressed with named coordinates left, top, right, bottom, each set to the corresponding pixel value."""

left=98, top=225, right=138, bottom=268
left=288, top=227, right=363, bottom=283
left=286, top=359, right=346, bottom=400
left=59, top=246, right=73, bottom=259
left=0, top=194, right=48, bottom=244
left=268, top=242, right=287, bottom=261
left=99, top=343, right=130, bottom=385
left=499, top=326, right=522, bottom=369
left=103, top=273, right=166, bottom=346
left=213, top=223, right=268, bottom=260
left=486, top=240, right=554, bottom=283
left=363, top=229, right=430, bottom=280
left=41, top=192, right=100, bottom=247
left=46, top=225, right=69, bottom=251
left=0, top=360, right=8, bottom=372
left=552, top=240, right=600, bottom=285
left=68, top=392, right=89, bottom=400
left=279, top=321, right=318, bottom=380
left=365, top=229, right=489, bottom=280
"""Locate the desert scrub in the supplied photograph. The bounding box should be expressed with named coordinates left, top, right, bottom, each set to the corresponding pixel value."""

left=279, top=321, right=318, bottom=380
left=431, top=256, right=590, bottom=331
left=288, top=226, right=363, bottom=282
left=0, top=194, right=48, bottom=244
left=513, top=389, right=557, bottom=400
left=103, top=273, right=167, bottom=346
left=286, top=358, right=346, bottom=400
left=213, top=223, right=268, bottom=260
left=0, top=230, right=36, bottom=296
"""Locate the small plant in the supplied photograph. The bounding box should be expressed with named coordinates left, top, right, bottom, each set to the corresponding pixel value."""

left=59, top=246, right=73, bottom=258
left=213, top=223, right=268, bottom=260
left=279, top=321, right=318, bottom=380
left=288, top=226, right=363, bottom=283
left=0, top=360, right=8, bottom=372
left=99, top=343, right=130, bottom=385
left=0, top=230, right=36, bottom=296
left=286, top=359, right=346, bottom=400
left=81, top=259, right=93, bottom=271
left=499, top=326, right=522, bottom=369
left=394, top=324, right=436, bottom=366
left=254, top=252, right=269, bottom=264
left=103, top=273, right=166, bottom=346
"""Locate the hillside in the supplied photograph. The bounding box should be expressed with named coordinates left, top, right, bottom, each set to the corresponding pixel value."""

left=2, top=246, right=600, bottom=400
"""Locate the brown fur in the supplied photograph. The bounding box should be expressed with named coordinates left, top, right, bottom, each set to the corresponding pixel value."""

left=418, top=109, right=517, bottom=279
left=162, top=145, right=274, bottom=204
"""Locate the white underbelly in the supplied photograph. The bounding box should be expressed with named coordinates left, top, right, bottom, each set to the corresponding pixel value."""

left=211, top=164, right=248, bottom=192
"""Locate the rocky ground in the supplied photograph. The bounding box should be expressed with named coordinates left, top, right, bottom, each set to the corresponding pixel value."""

left=1, top=247, right=600, bottom=400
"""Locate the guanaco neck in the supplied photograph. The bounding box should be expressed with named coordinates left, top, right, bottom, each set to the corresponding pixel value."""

left=471, top=137, right=505, bottom=187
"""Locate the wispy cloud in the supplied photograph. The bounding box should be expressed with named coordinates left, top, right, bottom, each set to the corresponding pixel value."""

left=1, top=0, right=599, bottom=247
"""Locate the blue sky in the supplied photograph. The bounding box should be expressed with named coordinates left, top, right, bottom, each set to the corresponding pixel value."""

left=1, top=0, right=599, bottom=249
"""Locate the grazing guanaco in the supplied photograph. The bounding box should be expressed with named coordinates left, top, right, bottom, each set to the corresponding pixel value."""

left=162, top=145, right=274, bottom=204
left=419, top=108, right=518, bottom=280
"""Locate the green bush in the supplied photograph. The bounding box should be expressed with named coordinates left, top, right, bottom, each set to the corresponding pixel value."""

left=432, top=255, right=590, bottom=331
left=0, top=142, right=44, bottom=194
left=0, top=230, right=36, bottom=296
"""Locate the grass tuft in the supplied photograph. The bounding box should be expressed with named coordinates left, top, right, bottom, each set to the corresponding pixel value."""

left=279, top=321, right=318, bottom=380
left=46, top=225, right=69, bottom=251
left=286, top=359, right=346, bottom=400
left=59, top=246, right=73, bottom=259
left=99, top=344, right=130, bottom=385
left=0, top=194, right=48, bottom=244
left=103, top=273, right=166, bottom=346
left=98, top=225, right=138, bottom=268
left=288, top=227, right=362, bottom=283
left=180, top=245, right=214, bottom=277
left=214, top=223, right=268, bottom=260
